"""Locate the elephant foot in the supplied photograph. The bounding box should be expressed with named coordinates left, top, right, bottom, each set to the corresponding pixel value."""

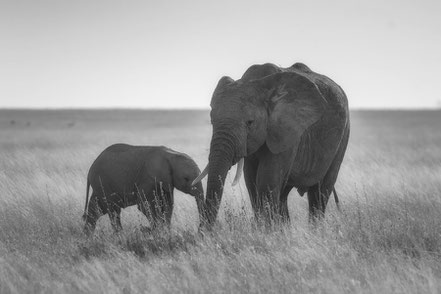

left=308, top=211, right=326, bottom=230
left=83, top=216, right=98, bottom=236
left=251, top=212, right=286, bottom=232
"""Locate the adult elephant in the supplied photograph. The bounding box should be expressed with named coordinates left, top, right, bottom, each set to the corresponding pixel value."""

left=193, top=62, right=349, bottom=227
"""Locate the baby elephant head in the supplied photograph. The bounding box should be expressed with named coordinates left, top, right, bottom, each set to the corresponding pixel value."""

left=169, top=152, right=205, bottom=223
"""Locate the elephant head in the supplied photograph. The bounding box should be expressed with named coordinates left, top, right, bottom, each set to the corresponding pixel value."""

left=168, top=153, right=206, bottom=224
left=193, top=64, right=328, bottom=226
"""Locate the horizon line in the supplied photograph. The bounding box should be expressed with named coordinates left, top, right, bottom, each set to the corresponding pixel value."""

left=0, top=106, right=440, bottom=111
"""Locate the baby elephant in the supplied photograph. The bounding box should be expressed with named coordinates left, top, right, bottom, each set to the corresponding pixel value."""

left=83, top=144, right=204, bottom=235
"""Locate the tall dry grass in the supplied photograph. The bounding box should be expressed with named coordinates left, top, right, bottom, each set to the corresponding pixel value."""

left=1, top=109, right=441, bottom=293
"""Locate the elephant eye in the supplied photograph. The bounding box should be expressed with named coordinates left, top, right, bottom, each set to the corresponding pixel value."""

left=246, top=120, right=254, bottom=127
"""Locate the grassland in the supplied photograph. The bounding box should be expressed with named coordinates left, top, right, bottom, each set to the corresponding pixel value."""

left=1, top=109, right=441, bottom=293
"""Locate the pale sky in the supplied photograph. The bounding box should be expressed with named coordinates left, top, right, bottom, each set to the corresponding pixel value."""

left=1, top=0, right=440, bottom=109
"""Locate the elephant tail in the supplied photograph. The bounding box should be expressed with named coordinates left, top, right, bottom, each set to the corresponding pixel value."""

left=83, top=179, right=90, bottom=221
left=333, top=187, right=340, bottom=212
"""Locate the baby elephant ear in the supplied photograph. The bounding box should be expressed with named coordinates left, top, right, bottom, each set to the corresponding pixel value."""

left=263, top=72, right=327, bottom=154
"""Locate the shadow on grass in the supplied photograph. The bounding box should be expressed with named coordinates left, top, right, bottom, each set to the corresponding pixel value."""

left=123, top=229, right=199, bottom=258
left=77, top=228, right=201, bottom=260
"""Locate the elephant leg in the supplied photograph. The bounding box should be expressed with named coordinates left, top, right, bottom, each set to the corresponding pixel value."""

left=83, top=192, right=102, bottom=235
left=307, top=126, right=349, bottom=222
left=138, top=188, right=169, bottom=230
left=243, top=155, right=260, bottom=219
left=256, top=157, right=284, bottom=225
left=116, top=212, right=122, bottom=230
left=148, top=190, right=173, bottom=231
left=108, top=206, right=122, bottom=232
left=280, top=185, right=294, bottom=223
left=162, top=191, right=174, bottom=228
left=135, top=183, right=157, bottom=228
left=259, top=187, right=281, bottom=225
left=137, top=199, right=156, bottom=229
left=136, top=182, right=173, bottom=231
left=150, top=184, right=166, bottom=228
left=320, top=125, right=350, bottom=209
left=155, top=184, right=175, bottom=229
left=307, top=183, right=331, bottom=222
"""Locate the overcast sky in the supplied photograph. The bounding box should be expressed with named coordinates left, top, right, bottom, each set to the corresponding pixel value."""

left=1, top=0, right=440, bottom=109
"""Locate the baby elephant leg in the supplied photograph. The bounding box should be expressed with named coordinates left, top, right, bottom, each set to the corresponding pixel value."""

left=139, top=191, right=173, bottom=231
left=83, top=192, right=103, bottom=235
left=135, top=186, right=155, bottom=227
left=108, top=205, right=122, bottom=232
left=160, top=191, right=174, bottom=228
left=149, top=190, right=171, bottom=230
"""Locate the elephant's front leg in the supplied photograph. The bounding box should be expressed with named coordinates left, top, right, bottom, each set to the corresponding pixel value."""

left=159, top=190, right=174, bottom=228
left=255, top=155, right=285, bottom=225
left=243, top=155, right=260, bottom=220
left=135, top=184, right=157, bottom=229
left=142, top=185, right=173, bottom=230
left=150, top=183, right=173, bottom=229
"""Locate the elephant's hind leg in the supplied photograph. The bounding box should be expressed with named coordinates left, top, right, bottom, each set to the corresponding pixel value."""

left=320, top=125, right=350, bottom=211
left=308, top=125, right=349, bottom=222
left=307, top=183, right=331, bottom=222
left=280, top=185, right=294, bottom=223
left=108, top=207, right=122, bottom=232
left=83, top=192, right=102, bottom=235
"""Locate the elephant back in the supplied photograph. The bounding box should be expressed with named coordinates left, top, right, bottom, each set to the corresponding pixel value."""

left=287, top=67, right=348, bottom=112
left=241, top=63, right=282, bottom=82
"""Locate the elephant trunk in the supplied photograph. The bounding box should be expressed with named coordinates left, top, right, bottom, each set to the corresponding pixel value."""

left=192, top=181, right=206, bottom=227
left=204, top=129, right=239, bottom=227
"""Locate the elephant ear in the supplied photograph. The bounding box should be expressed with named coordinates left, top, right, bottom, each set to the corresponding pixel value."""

left=210, top=76, right=235, bottom=107
left=262, top=72, right=328, bottom=154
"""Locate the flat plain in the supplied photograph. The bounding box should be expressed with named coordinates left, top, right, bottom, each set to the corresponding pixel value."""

left=1, top=109, right=441, bottom=293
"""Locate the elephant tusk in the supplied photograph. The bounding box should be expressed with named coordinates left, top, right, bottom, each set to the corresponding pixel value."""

left=232, top=158, right=244, bottom=186
left=192, top=164, right=208, bottom=186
